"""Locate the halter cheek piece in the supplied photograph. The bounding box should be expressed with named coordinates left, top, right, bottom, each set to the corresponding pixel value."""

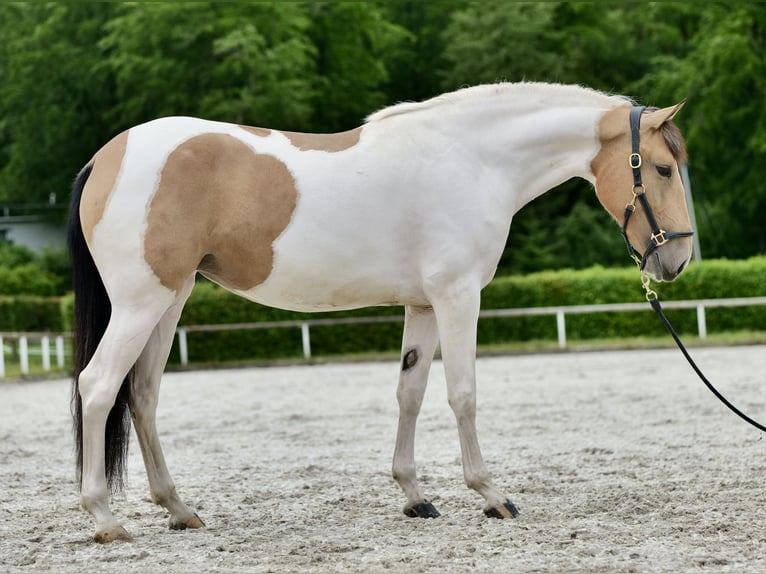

left=621, top=106, right=694, bottom=271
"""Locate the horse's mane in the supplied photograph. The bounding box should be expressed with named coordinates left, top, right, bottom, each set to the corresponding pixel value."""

left=366, top=82, right=686, bottom=163
left=365, top=82, right=632, bottom=124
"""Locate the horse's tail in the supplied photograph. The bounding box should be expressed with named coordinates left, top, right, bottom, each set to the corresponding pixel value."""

left=68, top=164, right=133, bottom=493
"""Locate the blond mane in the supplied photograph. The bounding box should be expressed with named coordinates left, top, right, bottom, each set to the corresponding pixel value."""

left=365, top=82, right=632, bottom=124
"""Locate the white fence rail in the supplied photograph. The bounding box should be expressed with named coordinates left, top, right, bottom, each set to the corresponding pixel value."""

left=0, top=333, right=68, bottom=378
left=174, top=296, right=766, bottom=365
left=1, top=296, right=764, bottom=377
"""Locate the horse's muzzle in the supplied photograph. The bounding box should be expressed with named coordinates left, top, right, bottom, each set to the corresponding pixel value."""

left=641, top=238, right=693, bottom=282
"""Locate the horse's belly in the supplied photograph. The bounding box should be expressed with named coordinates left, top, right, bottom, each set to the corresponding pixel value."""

left=231, top=267, right=427, bottom=312
left=235, top=278, right=428, bottom=312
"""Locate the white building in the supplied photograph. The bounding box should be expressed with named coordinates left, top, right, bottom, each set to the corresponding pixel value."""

left=0, top=215, right=67, bottom=253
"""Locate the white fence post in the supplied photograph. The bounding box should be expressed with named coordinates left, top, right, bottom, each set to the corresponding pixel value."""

left=301, top=323, right=311, bottom=359
left=41, top=336, right=51, bottom=371
left=0, top=335, right=4, bottom=378
left=696, top=305, right=707, bottom=339
left=556, top=310, right=567, bottom=349
left=178, top=329, right=188, bottom=365
left=19, top=336, right=29, bottom=375
left=55, top=336, right=65, bottom=368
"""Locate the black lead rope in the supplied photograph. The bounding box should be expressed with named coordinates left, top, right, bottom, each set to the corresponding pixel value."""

left=649, top=296, right=766, bottom=433
left=625, top=105, right=765, bottom=433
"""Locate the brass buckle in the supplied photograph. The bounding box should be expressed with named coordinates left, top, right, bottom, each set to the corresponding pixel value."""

left=629, top=153, right=642, bottom=169
left=626, top=184, right=645, bottom=210
left=651, top=229, right=668, bottom=246
left=641, top=271, right=657, bottom=301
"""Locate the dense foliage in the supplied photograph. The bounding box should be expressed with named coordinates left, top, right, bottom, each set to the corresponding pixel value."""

left=1, top=2, right=765, bottom=273
left=0, top=243, right=69, bottom=295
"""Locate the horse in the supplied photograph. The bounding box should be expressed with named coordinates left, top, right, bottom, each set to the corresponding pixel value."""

left=68, top=82, right=693, bottom=543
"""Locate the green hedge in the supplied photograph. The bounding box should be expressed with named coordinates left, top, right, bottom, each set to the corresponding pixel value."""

left=0, top=264, right=60, bottom=296
left=7, top=257, right=766, bottom=361
left=481, top=257, right=766, bottom=344
left=0, top=295, right=64, bottom=331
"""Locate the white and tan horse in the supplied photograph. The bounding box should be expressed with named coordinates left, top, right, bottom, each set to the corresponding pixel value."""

left=68, top=82, right=692, bottom=542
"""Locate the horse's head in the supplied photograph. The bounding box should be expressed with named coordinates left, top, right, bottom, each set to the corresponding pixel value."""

left=591, top=103, right=693, bottom=282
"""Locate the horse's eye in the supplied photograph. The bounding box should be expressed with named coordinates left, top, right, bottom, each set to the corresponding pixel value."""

left=656, top=165, right=672, bottom=178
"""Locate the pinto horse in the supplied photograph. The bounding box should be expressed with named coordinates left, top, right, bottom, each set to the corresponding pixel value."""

left=68, top=82, right=693, bottom=542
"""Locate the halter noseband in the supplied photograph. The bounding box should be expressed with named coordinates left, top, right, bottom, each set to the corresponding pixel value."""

left=621, top=106, right=694, bottom=272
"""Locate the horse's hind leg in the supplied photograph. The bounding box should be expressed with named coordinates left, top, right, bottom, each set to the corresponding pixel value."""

left=429, top=281, right=519, bottom=519
left=130, top=276, right=204, bottom=531
left=79, top=300, right=173, bottom=543
left=393, top=305, right=441, bottom=518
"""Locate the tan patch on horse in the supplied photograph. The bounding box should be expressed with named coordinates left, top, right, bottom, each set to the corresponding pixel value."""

left=145, top=133, right=297, bottom=292
left=80, top=130, right=129, bottom=244
left=239, top=126, right=272, bottom=138
left=240, top=124, right=362, bottom=152
left=283, top=127, right=362, bottom=152
left=590, top=106, right=631, bottom=224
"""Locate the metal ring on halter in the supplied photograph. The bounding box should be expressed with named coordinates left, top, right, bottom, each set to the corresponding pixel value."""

left=651, top=230, right=668, bottom=247
left=640, top=272, right=657, bottom=301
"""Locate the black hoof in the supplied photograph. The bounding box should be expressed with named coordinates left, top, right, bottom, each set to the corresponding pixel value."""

left=403, top=500, right=441, bottom=518
left=484, top=500, right=520, bottom=519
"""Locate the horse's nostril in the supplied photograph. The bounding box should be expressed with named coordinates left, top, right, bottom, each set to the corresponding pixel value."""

left=677, top=261, right=688, bottom=276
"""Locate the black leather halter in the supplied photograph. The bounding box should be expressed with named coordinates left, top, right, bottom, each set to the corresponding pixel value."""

left=621, top=106, right=694, bottom=270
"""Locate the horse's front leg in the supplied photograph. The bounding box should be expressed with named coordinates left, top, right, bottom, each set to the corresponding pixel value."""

left=431, top=283, right=519, bottom=519
left=393, top=305, right=440, bottom=518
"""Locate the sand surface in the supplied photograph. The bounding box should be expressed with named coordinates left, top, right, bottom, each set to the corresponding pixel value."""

left=1, top=346, right=765, bottom=572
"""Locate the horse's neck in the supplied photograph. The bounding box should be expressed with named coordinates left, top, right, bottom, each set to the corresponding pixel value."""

left=419, top=100, right=611, bottom=214
left=390, top=93, right=622, bottom=215
left=512, top=106, right=606, bottom=211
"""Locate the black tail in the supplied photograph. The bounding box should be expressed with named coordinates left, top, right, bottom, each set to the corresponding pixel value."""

left=68, top=164, right=133, bottom=493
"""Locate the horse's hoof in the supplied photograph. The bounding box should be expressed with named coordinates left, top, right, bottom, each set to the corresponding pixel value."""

left=484, top=500, right=520, bottom=519
left=403, top=500, right=441, bottom=518
left=93, top=525, right=133, bottom=544
left=169, top=512, right=205, bottom=531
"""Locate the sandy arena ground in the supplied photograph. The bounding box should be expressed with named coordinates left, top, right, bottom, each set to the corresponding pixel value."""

left=0, top=346, right=764, bottom=573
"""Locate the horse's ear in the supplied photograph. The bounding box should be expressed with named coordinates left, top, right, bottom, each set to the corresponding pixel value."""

left=644, top=100, right=686, bottom=129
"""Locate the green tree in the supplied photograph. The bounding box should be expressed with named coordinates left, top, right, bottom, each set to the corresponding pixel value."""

left=0, top=2, right=116, bottom=205
left=633, top=3, right=766, bottom=257
left=100, top=2, right=317, bottom=129
left=382, top=1, right=467, bottom=104
left=441, top=2, right=563, bottom=89
left=308, top=2, right=411, bottom=130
